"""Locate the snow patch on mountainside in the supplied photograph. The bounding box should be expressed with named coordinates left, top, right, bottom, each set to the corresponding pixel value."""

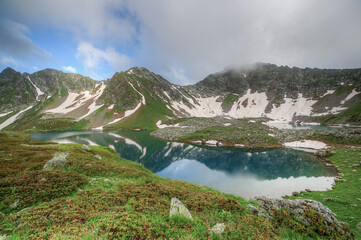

left=77, top=82, right=106, bottom=120
left=341, top=89, right=359, bottom=104
left=0, top=106, right=33, bottom=130
left=228, top=90, right=269, bottom=118
left=172, top=96, right=224, bottom=117
left=267, top=94, right=316, bottom=121
left=0, top=111, right=12, bottom=117
left=129, top=82, right=146, bottom=105
left=320, top=90, right=335, bottom=98
left=312, top=88, right=359, bottom=116
left=170, top=90, right=317, bottom=121
left=106, top=82, right=146, bottom=126
left=45, top=82, right=106, bottom=117
left=27, top=77, right=44, bottom=101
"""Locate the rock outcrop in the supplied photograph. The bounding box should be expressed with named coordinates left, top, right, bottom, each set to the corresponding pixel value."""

left=210, top=223, right=226, bottom=235
left=249, top=197, right=351, bottom=237
left=43, top=152, right=69, bottom=171
left=169, top=198, right=193, bottom=220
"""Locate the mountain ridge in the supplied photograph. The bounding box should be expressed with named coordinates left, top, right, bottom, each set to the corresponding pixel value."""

left=0, top=63, right=360, bottom=131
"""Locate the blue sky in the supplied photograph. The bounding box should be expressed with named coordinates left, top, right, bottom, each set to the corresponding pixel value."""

left=1, top=0, right=361, bottom=84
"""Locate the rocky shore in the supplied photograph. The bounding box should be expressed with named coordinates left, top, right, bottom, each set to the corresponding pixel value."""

left=152, top=117, right=361, bottom=149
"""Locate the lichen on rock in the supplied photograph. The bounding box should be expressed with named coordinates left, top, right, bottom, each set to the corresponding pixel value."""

left=43, top=152, right=69, bottom=171
left=169, top=197, right=193, bottom=220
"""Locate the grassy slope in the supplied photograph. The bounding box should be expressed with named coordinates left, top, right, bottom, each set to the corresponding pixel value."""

left=288, top=148, right=361, bottom=239
left=0, top=131, right=351, bottom=239
left=106, top=92, right=174, bottom=131
left=221, top=94, right=239, bottom=111
left=4, top=90, right=90, bottom=132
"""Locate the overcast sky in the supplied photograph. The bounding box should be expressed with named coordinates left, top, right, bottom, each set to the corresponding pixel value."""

left=0, top=0, right=361, bottom=84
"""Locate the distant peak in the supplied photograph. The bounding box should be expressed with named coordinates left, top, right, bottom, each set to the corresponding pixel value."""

left=1, top=67, right=17, bottom=75
left=125, top=67, right=151, bottom=75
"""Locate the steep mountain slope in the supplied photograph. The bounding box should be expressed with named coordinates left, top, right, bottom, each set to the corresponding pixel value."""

left=0, top=63, right=360, bottom=131
left=174, top=63, right=361, bottom=123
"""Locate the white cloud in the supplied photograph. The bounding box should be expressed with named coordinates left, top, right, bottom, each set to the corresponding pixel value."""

left=1, top=0, right=361, bottom=84
left=0, top=19, right=52, bottom=62
left=76, top=42, right=131, bottom=70
left=127, top=0, right=361, bottom=84
left=62, top=66, right=77, bottom=73
left=0, top=56, right=18, bottom=67
left=0, top=0, right=135, bottom=45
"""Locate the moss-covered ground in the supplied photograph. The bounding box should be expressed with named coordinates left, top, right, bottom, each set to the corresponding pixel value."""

left=0, top=131, right=357, bottom=239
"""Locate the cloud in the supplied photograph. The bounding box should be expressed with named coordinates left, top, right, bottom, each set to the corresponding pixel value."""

left=62, top=66, right=77, bottom=73
left=76, top=42, right=131, bottom=70
left=0, top=19, right=52, bottom=62
left=127, top=0, right=361, bottom=84
left=0, top=0, right=135, bottom=45
left=0, top=56, right=18, bottom=68
left=1, top=0, right=361, bottom=84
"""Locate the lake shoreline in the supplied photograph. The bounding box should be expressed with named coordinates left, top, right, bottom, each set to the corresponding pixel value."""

left=0, top=131, right=356, bottom=239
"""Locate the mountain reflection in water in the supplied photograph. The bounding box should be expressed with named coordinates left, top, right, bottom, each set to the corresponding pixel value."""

left=31, top=130, right=337, bottom=199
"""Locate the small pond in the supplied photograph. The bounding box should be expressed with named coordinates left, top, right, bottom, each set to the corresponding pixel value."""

left=31, top=130, right=337, bottom=199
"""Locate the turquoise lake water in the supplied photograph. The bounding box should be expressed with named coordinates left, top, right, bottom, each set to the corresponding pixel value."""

left=31, top=130, right=337, bottom=199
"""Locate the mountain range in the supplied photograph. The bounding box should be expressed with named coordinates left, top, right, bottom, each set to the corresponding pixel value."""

left=0, top=63, right=360, bottom=131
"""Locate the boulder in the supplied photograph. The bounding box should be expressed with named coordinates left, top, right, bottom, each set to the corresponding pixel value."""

left=43, top=152, right=69, bottom=171
left=315, top=149, right=331, bottom=157
left=169, top=198, right=193, bottom=220
left=356, top=222, right=361, bottom=232
left=247, top=204, right=258, bottom=215
left=210, top=223, right=226, bottom=235
left=82, top=144, right=91, bottom=151
left=9, top=199, right=20, bottom=209
left=17, top=207, right=32, bottom=214
left=94, top=155, right=102, bottom=160
left=255, top=197, right=350, bottom=236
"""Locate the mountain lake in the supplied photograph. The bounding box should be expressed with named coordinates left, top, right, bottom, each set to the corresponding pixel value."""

left=31, top=130, right=337, bottom=199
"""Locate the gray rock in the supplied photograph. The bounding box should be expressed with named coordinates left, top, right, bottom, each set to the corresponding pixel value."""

left=315, top=149, right=331, bottom=157
left=38, top=178, right=47, bottom=184
left=352, top=164, right=360, bottom=168
left=247, top=204, right=258, bottom=215
left=94, top=155, right=102, bottom=160
left=82, top=144, right=91, bottom=151
left=169, top=198, right=193, bottom=220
left=9, top=199, right=20, bottom=209
left=323, top=197, right=333, bottom=202
left=43, top=152, right=69, bottom=171
left=17, top=207, right=32, bottom=214
left=356, top=222, right=361, bottom=231
left=255, top=197, right=348, bottom=235
left=85, top=164, right=92, bottom=167
left=210, top=223, right=226, bottom=235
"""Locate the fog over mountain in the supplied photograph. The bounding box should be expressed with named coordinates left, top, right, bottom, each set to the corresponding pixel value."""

left=1, top=0, right=361, bottom=84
